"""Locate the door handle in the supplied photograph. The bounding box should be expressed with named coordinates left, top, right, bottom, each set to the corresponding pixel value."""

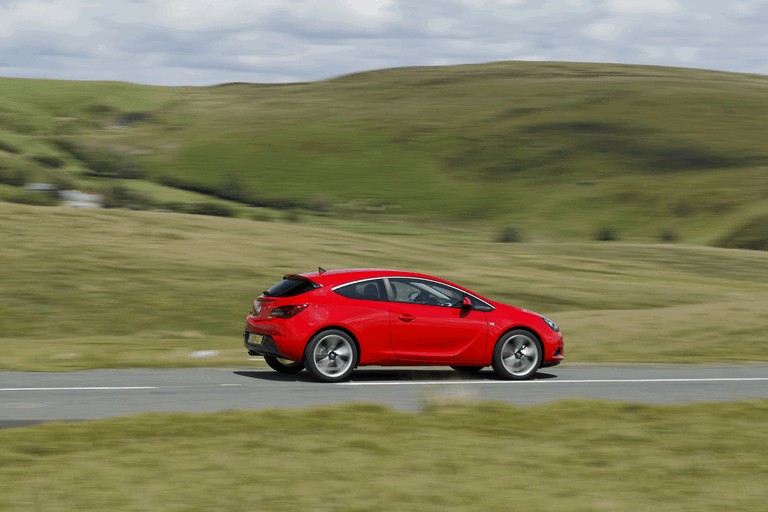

left=398, top=313, right=415, bottom=322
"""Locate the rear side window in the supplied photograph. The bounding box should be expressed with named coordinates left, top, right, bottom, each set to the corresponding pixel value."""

left=334, top=279, right=387, bottom=301
left=264, top=277, right=319, bottom=297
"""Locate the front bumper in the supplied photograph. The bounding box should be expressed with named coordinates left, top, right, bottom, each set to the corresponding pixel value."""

left=243, top=331, right=289, bottom=358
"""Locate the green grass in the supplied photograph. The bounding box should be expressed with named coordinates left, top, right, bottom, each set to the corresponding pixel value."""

left=1, top=400, right=767, bottom=511
left=1, top=62, right=768, bottom=245
left=1, top=202, right=766, bottom=370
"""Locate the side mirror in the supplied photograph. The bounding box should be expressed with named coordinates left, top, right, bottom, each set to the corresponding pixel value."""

left=461, top=296, right=473, bottom=309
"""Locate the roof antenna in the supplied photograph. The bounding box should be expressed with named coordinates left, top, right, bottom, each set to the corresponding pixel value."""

left=318, top=266, right=326, bottom=274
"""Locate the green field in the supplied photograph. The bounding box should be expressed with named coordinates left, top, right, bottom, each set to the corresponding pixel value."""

left=1, top=202, right=766, bottom=370
left=1, top=62, right=767, bottom=246
left=2, top=400, right=767, bottom=511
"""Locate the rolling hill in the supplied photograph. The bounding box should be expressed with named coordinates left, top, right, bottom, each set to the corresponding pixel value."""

left=1, top=61, right=767, bottom=245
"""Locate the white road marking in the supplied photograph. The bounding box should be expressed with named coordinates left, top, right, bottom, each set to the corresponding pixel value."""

left=0, top=387, right=157, bottom=392
left=339, top=377, right=768, bottom=386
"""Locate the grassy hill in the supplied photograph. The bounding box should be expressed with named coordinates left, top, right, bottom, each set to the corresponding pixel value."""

left=1, top=61, right=767, bottom=246
left=1, top=202, right=766, bottom=370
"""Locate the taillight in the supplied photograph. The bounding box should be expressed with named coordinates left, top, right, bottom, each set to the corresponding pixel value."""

left=270, top=304, right=309, bottom=318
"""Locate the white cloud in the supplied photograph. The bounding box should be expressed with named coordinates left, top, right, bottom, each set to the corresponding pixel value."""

left=672, top=46, right=698, bottom=62
left=427, top=17, right=458, bottom=34
left=606, top=0, right=681, bottom=14
left=0, top=0, right=82, bottom=36
left=640, top=46, right=666, bottom=59
left=0, top=0, right=766, bottom=85
left=583, top=21, right=623, bottom=41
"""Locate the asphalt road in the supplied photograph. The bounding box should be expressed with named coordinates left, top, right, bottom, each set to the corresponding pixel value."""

left=1, top=364, right=767, bottom=426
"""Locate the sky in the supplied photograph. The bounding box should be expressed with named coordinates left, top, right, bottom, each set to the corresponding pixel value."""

left=0, top=0, right=766, bottom=86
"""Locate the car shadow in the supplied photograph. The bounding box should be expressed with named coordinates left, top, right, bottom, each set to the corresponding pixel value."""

left=234, top=368, right=558, bottom=383
left=234, top=370, right=315, bottom=382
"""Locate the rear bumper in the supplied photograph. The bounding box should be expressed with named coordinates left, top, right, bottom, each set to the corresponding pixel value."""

left=243, top=331, right=289, bottom=358
left=244, top=314, right=308, bottom=360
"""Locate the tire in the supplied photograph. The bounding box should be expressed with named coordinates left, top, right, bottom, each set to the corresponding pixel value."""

left=264, top=356, right=304, bottom=374
left=304, top=330, right=358, bottom=382
left=491, top=329, right=542, bottom=380
left=450, top=366, right=484, bottom=375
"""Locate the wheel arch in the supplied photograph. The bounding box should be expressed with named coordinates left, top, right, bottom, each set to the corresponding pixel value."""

left=498, top=325, right=542, bottom=343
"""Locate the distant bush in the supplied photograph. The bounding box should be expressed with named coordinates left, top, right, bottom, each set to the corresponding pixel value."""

left=188, top=202, right=237, bottom=218
left=160, top=202, right=189, bottom=213
left=251, top=210, right=274, bottom=222
left=497, top=225, right=523, bottom=243
left=85, top=104, right=115, bottom=115
left=658, top=228, right=680, bottom=243
left=0, top=167, right=31, bottom=186
left=30, top=155, right=64, bottom=168
left=0, top=139, right=20, bottom=154
left=49, top=174, right=77, bottom=191
left=594, top=227, right=619, bottom=241
left=309, top=194, right=333, bottom=214
left=158, top=174, right=303, bottom=210
left=6, top=190, right=59, bottom=206
left=715, top=216, right=768, bottom=251
left=283, top=209, right=302, bottom=223
left=52, top=139, right=144, bottom=179
left=112, top=112, right=153, bottom=127
left=102, top=185, right=154, bottom=210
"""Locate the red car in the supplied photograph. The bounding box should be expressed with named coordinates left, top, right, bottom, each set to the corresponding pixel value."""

left=244, top=269, right=563, bottom=382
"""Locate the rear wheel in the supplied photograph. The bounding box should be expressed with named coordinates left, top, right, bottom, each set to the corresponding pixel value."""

left=304, top=330, right=358, bottom=382
left=264, top=356, right=304, bottom=374
left=491, top=330, right=542, bottom=380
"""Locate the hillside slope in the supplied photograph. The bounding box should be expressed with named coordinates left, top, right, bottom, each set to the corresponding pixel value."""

left=1, top=62, right=767, bottom=244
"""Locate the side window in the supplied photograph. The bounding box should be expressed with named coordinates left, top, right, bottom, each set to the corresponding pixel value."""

left=390, top=278, right=465, bottom=307
left=333, top=279, right=387, bottom=301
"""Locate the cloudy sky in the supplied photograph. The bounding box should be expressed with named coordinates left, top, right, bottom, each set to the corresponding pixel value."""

left=0, top=0, right=766, bottom=85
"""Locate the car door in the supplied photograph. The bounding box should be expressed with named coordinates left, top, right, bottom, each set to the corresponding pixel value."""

left=388, top=277, right=488, bottom=363
left=331, top=278, right=394, bottom=364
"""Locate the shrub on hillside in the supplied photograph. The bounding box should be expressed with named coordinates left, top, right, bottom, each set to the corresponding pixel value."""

left=188, top=202, right=237, bottom=218
left=0, top=139, right=20, bottom=154
left=594, top=227, right=619, bottom=241
left=658, top=228, right=680, bottom=243
left=715, top=216, right=768, bottom=251
left=102, top=185, right=154, bottom=210
left=284, top=209, right=302, bottom=223
left=52, top=139, right=144, bottom=179
left=0, top=167, right=31, bottom=186
left=6, top=190, right=59, bottom=206
left=30, top=155, right=64, bottom=168
left=497, top=225, right=523, bottom=243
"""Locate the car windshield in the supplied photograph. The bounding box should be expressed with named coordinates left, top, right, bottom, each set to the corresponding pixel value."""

left=264, top=277, right=318, bottom=297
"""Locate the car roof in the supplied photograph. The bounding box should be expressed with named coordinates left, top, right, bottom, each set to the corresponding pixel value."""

left=296, top=268, right=464, bottom=289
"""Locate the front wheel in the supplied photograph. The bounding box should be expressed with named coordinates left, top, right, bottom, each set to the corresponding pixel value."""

left=491, top=330, right=542, bottom=380
left=304, top=330, right=358, bottom=382
left=264, top=356, right=304, bottom=374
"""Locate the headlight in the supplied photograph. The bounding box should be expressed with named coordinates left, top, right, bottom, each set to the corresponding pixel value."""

left=541, top=316, right=559, bottom=332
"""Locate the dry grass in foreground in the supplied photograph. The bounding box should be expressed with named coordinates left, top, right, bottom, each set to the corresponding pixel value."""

left=1, top=400, right=767, bottom=511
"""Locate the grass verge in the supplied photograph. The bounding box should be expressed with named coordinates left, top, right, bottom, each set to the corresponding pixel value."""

left=1, top=400, right=767, bottom=511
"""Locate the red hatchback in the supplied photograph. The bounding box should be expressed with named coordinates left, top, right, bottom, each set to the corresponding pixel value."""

left=244, top=269, right=564, bottom=382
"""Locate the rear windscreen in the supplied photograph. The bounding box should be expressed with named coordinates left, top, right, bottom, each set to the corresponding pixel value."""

left=264, top=277, right=318, bottom=297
